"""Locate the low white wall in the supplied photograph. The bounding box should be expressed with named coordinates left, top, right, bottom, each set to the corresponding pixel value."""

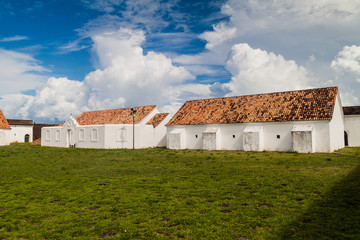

left=167, top=120, right=333, bottom=152
left=344, top=115, right=360, bottom=147
left=9, top=125, right=33, bottom=143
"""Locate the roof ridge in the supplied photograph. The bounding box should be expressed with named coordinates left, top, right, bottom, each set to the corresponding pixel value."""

left=184, top=86, right=338, bottom=103
left=167, top=86, right=338, bottom=126
left=79, top=105, right=157, bottom=114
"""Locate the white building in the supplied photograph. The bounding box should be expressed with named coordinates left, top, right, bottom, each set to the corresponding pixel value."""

left=343, top=106, right=360, bottom=147
left=166, top=87, right=345, bottom=153
left=0, top=109, right=11, bottom=146
left=41, top=105, right=171, bottom=149
left=7, top=119, right=34, bottom=143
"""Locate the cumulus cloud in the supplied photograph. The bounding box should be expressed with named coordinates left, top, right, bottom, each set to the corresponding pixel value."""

left=331, top=45, right=360, bottom=75
left=331, top=45, right=360, bottom=105
left=223, top=43, right=311, bottom=96
left=84, top=28, right=200, bottom=108
left=0, top=48, right=49, bottom=95
left=199, top=22, right=236, bottom=50
left=0, top=77, right=89, bottom=122
left=1, top=28, right=208, bottom=122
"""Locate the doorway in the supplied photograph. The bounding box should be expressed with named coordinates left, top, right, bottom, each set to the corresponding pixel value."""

left=24, top=134, right=30, bottom=143
left=344, top=131, right=349, bottom=146
left=67, top=130, right=72, bottom=147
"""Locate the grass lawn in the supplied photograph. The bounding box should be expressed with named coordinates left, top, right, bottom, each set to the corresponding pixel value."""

left=0, top=144, right=359, bottom=239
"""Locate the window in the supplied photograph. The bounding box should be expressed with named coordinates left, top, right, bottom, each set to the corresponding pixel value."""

left=195, top=134, right=198, bottom=138
left=277, top=135, right=280, bottom=139
left=117, top=128, right=127, bottom=142
left=55, top=130, right=60, bottom=142
left=233, top=135, right=236, bottom=138
left=91, top=129, right=98, bottom=142
left=79, top=129, right=85, bottom=142
left=45, top=130, right=50, bottom=141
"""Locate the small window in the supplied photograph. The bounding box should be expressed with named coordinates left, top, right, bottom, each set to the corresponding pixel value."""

left=91, top=129, right=98, bottom=142
left=45, top=130, right=50, bottom=141
left=277, top=135, right=280, bottom=139
left=55, top=130, right=60, bottom=142
left=195, top=134, right=198, bottom=138
left=233, top=135, right=236, bottom=138
left=117, top=128, right=127, bottom=142
left=79, top=129, right=85, bottom=142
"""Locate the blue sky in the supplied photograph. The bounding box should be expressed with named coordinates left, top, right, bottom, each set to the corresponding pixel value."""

left=1, top=0, right=360, bottom=123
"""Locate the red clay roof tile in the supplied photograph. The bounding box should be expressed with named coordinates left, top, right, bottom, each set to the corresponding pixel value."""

left=75, top=105, right=157, bottom=125
left=0, top=109, right=10, bottom=129
left=167, top=87, right=338, bottom=125
left=146, top=113, right=169, bottom=127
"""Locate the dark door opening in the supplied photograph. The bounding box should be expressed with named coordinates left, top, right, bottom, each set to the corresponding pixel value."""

left=25, top=134, right=30, bottom=143
left=344, top=131, right=349, bottom=146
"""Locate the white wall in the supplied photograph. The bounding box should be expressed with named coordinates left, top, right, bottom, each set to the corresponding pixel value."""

left=9, top=125, right=33, bottom=143
left=167, top=120, right=334, bottom=152
left=329, top=93, right=345, bottom=151
left=0, top=129, right=11, bottom=146
left=344, top=115, right=360, bottom=147
left=41, top=114, right=170, bottom=149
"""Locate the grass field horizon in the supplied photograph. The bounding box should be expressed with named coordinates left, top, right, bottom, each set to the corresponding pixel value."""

left=0, top=144, right=359, bottom=239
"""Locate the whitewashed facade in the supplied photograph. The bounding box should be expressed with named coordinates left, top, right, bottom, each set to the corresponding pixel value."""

left=0, top=110, right=11, bottom=146
left=7, top=119, right=34, bottom=143
left=343, top=106, right=360, bottom=147
left=0, top=128, right=11, bottom=146
left=167, top=87, right=345, bottom=153
left=41, top=106, right=171, bottom=149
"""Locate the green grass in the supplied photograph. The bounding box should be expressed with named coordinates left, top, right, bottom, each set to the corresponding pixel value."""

left=0, top=144, right=359, bottom=239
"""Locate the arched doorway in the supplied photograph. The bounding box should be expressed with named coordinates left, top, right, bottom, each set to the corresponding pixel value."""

left=24, top=134, right=30, bottom=143
left=344, top=131, right=349, bottom=146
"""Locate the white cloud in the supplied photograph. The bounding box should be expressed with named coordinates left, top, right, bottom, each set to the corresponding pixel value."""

left=331, top=45, right=360, bottom=75
left=84, top=28, right=199, bottom=108
left=331, top=45, right=360, bottom=105
left=199, top=22, right=236, bottom=50
left=82, top=0, right=122, bottom=13
left=222, top=0, right=360, bottom=35
left=0, top=77, right=89, bottom=121
left=0, top=35, right=29, bottom=42
left=58, top=39, right=89, bottom=53
left=0, top=48, right=49, bottom=95
left=223, top=43, right=311, bottom=96
left=1, top=28, right=209, bottom=122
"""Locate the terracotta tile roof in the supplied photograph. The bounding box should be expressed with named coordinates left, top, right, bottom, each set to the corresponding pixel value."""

left=167, top=87, right=338, bottom=126
left=0, top=109, right=10, bottom=129
left=343, top=106, right=360, bottom=115
left=146, top=113, right=169, bottom=127
left=75, top=105, right=157, bottom=125
left=7, top=119, right=34, bottom=125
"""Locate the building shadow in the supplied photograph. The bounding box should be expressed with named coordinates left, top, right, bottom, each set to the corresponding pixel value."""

left=275, top=165, right=360, bottom=239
